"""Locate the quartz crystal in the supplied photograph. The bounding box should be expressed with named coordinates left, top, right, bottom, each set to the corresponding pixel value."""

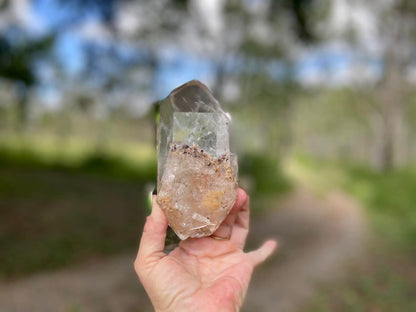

left=157, top=80, right=238, bottom=240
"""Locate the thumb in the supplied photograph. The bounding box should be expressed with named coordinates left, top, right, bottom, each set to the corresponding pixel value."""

left=135, top=195, right=168, bottom=271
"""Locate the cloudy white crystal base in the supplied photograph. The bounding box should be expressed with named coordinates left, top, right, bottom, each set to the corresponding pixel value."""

left=157, top=144, right=238, bottom=240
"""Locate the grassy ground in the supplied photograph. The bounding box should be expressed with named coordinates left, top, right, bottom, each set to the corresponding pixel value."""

left=0, top=136, right=290, bottom=279
left=289, top=156, right=416, bottom=312
left=0, top=135, right=156, bottom=279
left=0, top=134, right=157, bottom=181
left=0, top=168, right=149, bottom=279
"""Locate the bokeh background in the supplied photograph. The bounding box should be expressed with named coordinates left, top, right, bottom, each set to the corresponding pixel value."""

left=0, top=0, right=415, bottom=311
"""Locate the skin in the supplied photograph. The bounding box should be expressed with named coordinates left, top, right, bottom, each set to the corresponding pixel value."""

left=134, top=188, right=277, bottom=312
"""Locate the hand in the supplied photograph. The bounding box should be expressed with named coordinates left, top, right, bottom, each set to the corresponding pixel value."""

left=134, top=188, right=277, bottom=312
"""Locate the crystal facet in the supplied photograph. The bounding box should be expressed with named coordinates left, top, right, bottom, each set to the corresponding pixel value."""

left=157, top=80, right=238, bottom=240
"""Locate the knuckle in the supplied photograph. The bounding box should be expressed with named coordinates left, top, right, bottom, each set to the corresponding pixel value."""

left=134, top=256, right=141, bottom=274
left=134, top=252, right=153, bottom=277
left=134, top=253, right=147, bottom=275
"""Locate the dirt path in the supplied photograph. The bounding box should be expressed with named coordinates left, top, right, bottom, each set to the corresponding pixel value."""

left=0, top=188, right=366, bottom=312
left=0, top=252, right=151, bottom=312
left=244, top=188, right=366, bottom=312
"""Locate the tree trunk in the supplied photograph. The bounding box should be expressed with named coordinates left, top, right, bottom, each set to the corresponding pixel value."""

left=377, top=51, right=405, bottom=171
left=15, top=82, right=28, bottom=131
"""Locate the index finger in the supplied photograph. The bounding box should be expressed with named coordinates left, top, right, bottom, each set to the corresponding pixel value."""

left=212, top=188, right=248, bottom=239
left=230, top=193, right=250, bottom=249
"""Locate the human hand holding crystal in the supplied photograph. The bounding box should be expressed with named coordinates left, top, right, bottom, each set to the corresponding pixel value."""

left=134, top=188, right=277, bottom=312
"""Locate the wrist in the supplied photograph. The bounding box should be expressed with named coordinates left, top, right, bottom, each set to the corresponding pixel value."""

left=154, top=303, right=239, bottom=312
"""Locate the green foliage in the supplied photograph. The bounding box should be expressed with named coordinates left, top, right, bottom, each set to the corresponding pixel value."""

left=240, top=0, right=330, bottom=57
left=280, top=0, right=318, bottom=42
left=77, top=153, right=156, bottom=182
left=240, top=153, right=291, bottom=196
left=0, top=34, right=55, bottom=86
left=342, top=166, right=416, bottom=252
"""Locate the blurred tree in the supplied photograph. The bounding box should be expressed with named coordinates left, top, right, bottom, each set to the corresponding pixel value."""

left=38, top=0, right=330, bottom=155
left=333, top=0, right=416, bottom=170
left=376, top=0, right=416, bottom=170
left=0, top=33, right=54, bottom=129
left=225, top=0, right=330, bottom=157
left=0, top=0, right=331, bottom=152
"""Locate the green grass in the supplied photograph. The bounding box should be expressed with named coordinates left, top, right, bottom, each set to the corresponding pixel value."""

left=0, top=135, right=157, bottom=182
left=240, top=153, right=291, bottom=196
left=0, top=136, right=156, bottom=278
left=0, top=136, right=290, bottom=278
left=291, top=156, right=416, bottom=312
left=343, top=167, right=416, bottom=252
left=292, top=155, right=416, bottom=252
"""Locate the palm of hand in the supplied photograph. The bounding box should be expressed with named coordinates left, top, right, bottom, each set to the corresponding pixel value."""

left=135, top=189, right=276, bottom=312
left=146, top=238, right=254, bottom=312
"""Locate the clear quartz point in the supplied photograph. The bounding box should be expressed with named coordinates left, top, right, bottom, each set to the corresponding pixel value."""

left=156, top=80, right=238, bottom=240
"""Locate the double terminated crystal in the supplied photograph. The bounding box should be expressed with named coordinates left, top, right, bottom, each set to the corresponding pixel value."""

left=157, top=80, right=238, bottom=240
